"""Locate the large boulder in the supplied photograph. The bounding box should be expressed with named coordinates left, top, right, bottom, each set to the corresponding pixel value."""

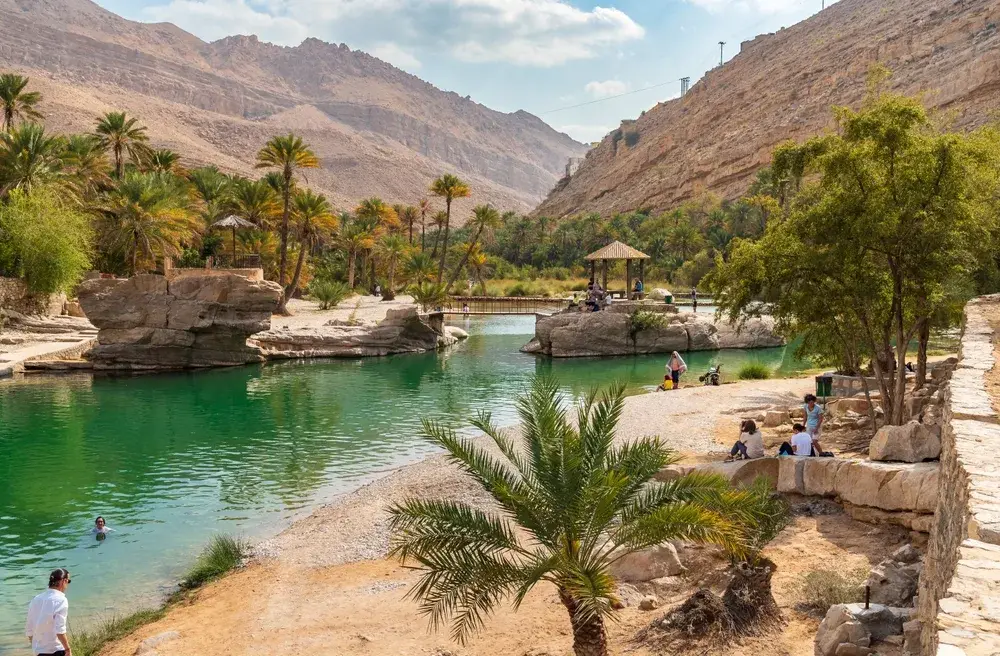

left=610, top=543, right=686, bottom=582
left=714, top=316, right=785, bottom=349
left=253, top=306, right=466, bottom=358
left=869, top=421, right=942, bottom=463
left=816, top=603, right=912, bottom=656
left=78, top=274, right=282, bottom=369
left=865, top=545, right=922, bottom=607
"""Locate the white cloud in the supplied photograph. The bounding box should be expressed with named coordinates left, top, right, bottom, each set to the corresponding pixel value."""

left=585, top=79, right=628, bottom=98
left=141, top=0, right=644, bottom=67
left=369, top=43, right=422, bottom=70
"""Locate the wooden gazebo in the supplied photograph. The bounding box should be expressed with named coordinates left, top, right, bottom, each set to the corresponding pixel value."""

left=584, top=241, right=651, bottom=299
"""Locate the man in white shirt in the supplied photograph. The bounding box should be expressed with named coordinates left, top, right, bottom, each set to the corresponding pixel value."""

left=790, top=423, right=815, bottom=457
left=25, top=568, right=71, bottom=656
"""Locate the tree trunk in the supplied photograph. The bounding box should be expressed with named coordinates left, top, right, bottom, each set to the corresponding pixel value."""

left=421, top=221, right=425, bottom=252
left=286, top=239, right=308, bottom=303
left=383, top=258, right=397, bottom=301
left=721, top=558, right=781, bottom=634
left=446, top=227, right=483, bottom=291
left=275, top=175, right=292, bottom=315
left=347, top=251, right=357, bottom=289
left=430, top=229, right=440, bottom=260
left=437, top=199, right=451, bottom=284
left=558, top=589, right=608, bottom=656
left=369, top=253, right=377, bottom=294
left=916, top=317, right=929, bottom=389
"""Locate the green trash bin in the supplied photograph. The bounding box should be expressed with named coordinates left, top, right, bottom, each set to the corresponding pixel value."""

left=664, top=293, right=674, bottom=304
left=815, top=375, right=833, bottom=398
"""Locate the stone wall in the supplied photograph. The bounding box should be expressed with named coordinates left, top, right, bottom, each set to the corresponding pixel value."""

left=917, top=296, right=1000, bottom=655
left=0, top=277, right=65, bottom=316
left=165, top=267, right=264, bottom=282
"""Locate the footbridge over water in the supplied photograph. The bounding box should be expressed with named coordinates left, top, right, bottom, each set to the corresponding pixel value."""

left=440, top=296, right=571, bottom=316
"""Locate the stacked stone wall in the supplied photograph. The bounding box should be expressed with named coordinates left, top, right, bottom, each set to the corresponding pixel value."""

left=0, top=276, right=65, bottom=316
left=917, top=296, right=1000, bottom=655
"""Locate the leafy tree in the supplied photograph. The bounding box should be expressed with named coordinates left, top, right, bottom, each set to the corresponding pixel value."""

left=187, top=166, right=232, bottom=224
left=96, top=171, right=198, bottom=275
left=399, top=205, right=420, bottom=245
left=403, top=251, right=436, bottom=286
left=418, top=198, right=431, bottom=250
left=447, top=204, right=501, bottom=290
left=287, top=188, right=336, bottom=300
left=429, top=173, right=470, bottom=283
left=467, top=245, right=490, bottom=294
left=148, top=149, right=185, bottom=175
left=390, top=378, right=770, bottom=656
left=0, top=187, right=90, bottom=293
left=378, top=233, right=409, bottom=300
left=339, top=216, right=375, bottom=289
left=231, top=177, right=279, bottom=229
left=94, top=111, right=152, bottom=178
left=61, top=134, right=111, bottom=199
left=255, top=133, right=319, bottom=309
left=0, top=123, right=64, bottom=196
left=428, top=210, right=447, bottom=259
left=713, top=83, right=1000, bottom=424
left=0, top=74, right=42, bottom=132
left=407, top=281, right=449, bottom=311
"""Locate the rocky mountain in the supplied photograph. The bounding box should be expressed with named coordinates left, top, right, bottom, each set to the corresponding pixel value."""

left=0, top=0, right=587, bottom=216
left=535, top=0, right=1000, bottom=219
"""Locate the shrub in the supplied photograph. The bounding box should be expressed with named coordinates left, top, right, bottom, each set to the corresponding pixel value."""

left=176, top=248, right=205, bottom=268
left=0, top=187, right=91, bottom=293
left=541, top=266, right=570, bottom=281
left=70, top=608, right=167, bottom=656
left=798, top=568, right=869, bottom=610
left=409, top=281, right=449, bottom=311
left=506, top=282, right=531, bottom=297
left=627, top=309, right=666, bottom=345
left=181, top=534, right=249, bottom=589
left=738, top=362, right=773, bottom=380
left=309, top=280, right=350, bottom=310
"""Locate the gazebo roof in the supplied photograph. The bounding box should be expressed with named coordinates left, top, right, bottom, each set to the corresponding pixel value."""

left=210, top=215, right=257, bottom=230
left=584, top=240, right=650, bottom=261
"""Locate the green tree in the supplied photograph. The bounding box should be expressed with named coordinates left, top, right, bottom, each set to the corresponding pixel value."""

left=187, top=166, right=232, bottom=224
left=255, top=133, right=320, bottom=308
left=399, top=205, right=420, bottom=245
left=429, top=174, right=470, bottom=283
left=378, top=233, right=409, bottom=300
left=287, top=188, right=336, bottom=300
left=0, top=74, right=42, bottom=132
left=61, top=134, right=111, bottom=199
left=713, top=84, right=1000, bottom=424
left=231, top=177, right=279, bottom=229
left=390, top=378, right=767, bottom=656
left=418, top=198, right=431, bottom=251
left=96, top=172, right=198, bottom=275
left=94, top=111, right=152, bottom=179
left=403, top=251, right=436, bottom=285
left=339, top=216, right=375, bottom=289
left=148, top=149, right=185, bottom=175
left=447, top=204, right=501, bottom=290
left=0, top=187, right=91, bottom=293
left=0, top=123, right=64, bottom=196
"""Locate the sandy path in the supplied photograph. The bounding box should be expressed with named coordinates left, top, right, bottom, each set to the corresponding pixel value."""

left=98, top=377, right=822, bottom=656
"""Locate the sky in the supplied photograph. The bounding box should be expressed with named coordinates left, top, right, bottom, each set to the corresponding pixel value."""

left=93, top=0, right=841, bottom=144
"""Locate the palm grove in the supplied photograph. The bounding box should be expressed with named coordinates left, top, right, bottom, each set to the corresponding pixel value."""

left=0, top=74, right=504, bottom=314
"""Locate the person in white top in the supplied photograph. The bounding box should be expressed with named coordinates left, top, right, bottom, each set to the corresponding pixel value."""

left=25, top=568, right=71, bottom=656
left=91, top=516, right=114, bottom=539
left=790, top=423, right=816, bottom=457
left=728, top=420, right=766, bottom=460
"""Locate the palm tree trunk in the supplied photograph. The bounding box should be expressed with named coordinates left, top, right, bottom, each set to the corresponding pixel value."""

left=430, top=229, right=440, bottom=260
left=287, top=239, right=308, bottom=303
left=721, top=558, right=781, bottom=634
left=278, top=179, right=291, bottom=287
left=348, top=251, right=357, bottom=289
left=421, top=220, right=426, bottom=252
left=384, top=258, right=397, bottom=301
left=558, top=589, right=608, bottom=656
left=437, top=199, right=452, bottom=284
left=369, top=254, right=377, bottom=294
left=446, top=227, right=483, bottom=291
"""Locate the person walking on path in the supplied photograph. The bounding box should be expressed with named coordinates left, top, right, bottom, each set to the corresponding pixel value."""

left=666, top=351, right=687, bottom=389
left=25, top=568, right=71, bottom=656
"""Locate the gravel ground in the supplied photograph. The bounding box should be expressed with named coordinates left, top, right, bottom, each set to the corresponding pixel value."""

left=270, top=295, right=417, bottom=331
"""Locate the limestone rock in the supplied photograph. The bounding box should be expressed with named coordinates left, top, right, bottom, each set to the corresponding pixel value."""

left=639, top=595, right=659, bottom=611
left=78, top=274, right=282, bottom=369
left=816, top=604, right=909, bottom=656
left=610, top=543, right=686, bottom=582
left=869, top=421, right=942, bottom=463
left=763, top=410, right=788, bottom=428
left=902, top=619, right=923, bottom=656
left=135, top=630, right=180, bottom=655
left=865, top=547, right=922, bottom=607
left=714, top=316, right=785, bottom=349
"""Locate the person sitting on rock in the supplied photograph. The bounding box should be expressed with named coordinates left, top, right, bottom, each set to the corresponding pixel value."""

left=585, top=283, right=600, bottom=312
left=656, top=374, right=673, bottom=392
left=727, top=420, right=765, bottom=461
left=785, top=423, right=815, bottom=457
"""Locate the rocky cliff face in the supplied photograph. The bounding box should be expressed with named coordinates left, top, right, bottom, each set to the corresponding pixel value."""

left=0, top=0, right=586, bottom=213
left=535, top=0, right=1000, bottom=218
left=77, top=274, right=282, bottom=369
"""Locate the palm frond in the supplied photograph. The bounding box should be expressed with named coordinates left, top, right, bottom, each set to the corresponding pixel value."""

left=387, top=499, right=522, bottom=560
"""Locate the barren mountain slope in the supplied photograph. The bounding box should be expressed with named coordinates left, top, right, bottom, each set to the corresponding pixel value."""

left=534, top=0, right=1000, bottom=219
left=0, top=0, right=587, bottom=215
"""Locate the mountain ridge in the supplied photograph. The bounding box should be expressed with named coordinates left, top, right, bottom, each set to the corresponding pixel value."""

left=0, top=0, right=587, bottom=215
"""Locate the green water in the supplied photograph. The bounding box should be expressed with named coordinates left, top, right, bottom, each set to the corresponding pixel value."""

left=0, top=316, right=807, bottom=652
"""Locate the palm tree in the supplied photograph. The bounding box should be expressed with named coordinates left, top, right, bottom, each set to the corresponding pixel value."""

left=287, top=188, right=336, bottom=301
left=340, top=216, right=376, bottom=289
left=418, top=198, right=431, bottom=251
left=429, top=210, right=447, bottom=259
left=0, top=74, right=42, bottom=132
left=255, top=133, right=320, bottom=306
left=148, top=149, right=185, bottom=175
left=467, top=245, right=490, bottom=295
left=231, top=177, right=279, bottom=229
left=390, top=378, right=763, bottom=656
left=94, top=111, right=152, bottom=178
left=378, top=233, right=409, bottom=301
left=187, top=166, right=232, bottom=224
left=399, top=205, right=420, bottom=245
left=403, top=251, right=436, bottom=285
left=447, top=204, right=501, bottom=290
left=97, top=171, right=198, bottom=275
left=429, top=174, right=470, bottom=283
left=355, top=197, right=399, bottom=291
left=61, top=134, right=111, bottom=199
left=0, top=123, right=64, bottom=197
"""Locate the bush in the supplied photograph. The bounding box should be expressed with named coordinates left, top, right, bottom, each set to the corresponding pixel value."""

left=176, top=247, right=205, bottom=268
left=506, top=282, right=531, bottom=297
left=0, top=187, right=91, bottom=293
left=70, top=609, right=166, bottom=656
left=309, top=280, right=350, bottom=310
left=798, top=568, right=869, bottom=610
left=627, top=309, right=666, bottom=345
left=541, top=266, right=570, bottom=281
left=181, top=534, right=249, bottom=589
left=409, top=281, right=449, bottom=311
left=738, top=362, right=773, bottom=380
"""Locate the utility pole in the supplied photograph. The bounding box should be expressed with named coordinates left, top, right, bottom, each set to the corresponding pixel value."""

left=718, top=41, right=726, bottom=66
left=680, top=77, right=690, bottom=95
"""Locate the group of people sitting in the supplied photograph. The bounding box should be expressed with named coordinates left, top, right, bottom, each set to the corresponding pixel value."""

left=584, top=281, right=609, bottom=312
left=727, top=393, right=830, bottom=460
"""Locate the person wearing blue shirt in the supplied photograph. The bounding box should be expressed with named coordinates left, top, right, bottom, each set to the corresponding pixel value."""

left=804, top=394, right=826, bottom=454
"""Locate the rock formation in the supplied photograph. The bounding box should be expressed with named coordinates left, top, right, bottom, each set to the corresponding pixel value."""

left=521, top=309, right=783, bottom=357
left=865, top=545, right=923, bottom=608
left=815, top=603, right=914, bottom=656
left=0, top=0, right=586, bottom=213
left=251, top=307, right=467, bottom=359
left=869, top=421, right=942, bottom=463
left=535, top=0, right=1000, bottom=218
left=77, top=273, right=282, bottom=369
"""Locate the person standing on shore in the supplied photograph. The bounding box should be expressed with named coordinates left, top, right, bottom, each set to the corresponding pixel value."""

left=25, top=568, right=71, bottom=656
left=666, top=351, right=687, bottom=389
left=804, top=394, right=826, bottom=454
left=690, top=287, right=698, bottom=312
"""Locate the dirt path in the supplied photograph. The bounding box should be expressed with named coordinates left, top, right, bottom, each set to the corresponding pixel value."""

left=102, top=377, right=845, bottom=656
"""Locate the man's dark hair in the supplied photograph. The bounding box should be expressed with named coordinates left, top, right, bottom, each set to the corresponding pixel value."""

left=792, top=423, right=806, bottom=432
left=95, top=516, right=104, bottom=524
left=804, top=394, right=817, bottom=402
left=48, top=568, right=69, bottom=588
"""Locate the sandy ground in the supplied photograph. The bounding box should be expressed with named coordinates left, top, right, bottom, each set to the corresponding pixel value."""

left=272, top=295, right=417, bottom=331
left=91, top=376, right=912, bottom=656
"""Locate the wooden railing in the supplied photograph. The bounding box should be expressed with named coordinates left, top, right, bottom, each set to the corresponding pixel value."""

left=211, top=254, right=262, bottom=269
